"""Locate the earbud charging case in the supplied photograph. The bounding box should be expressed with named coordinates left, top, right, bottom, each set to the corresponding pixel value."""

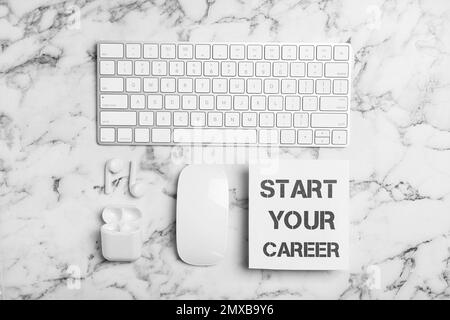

left=101, top=206, right=143, bottom=262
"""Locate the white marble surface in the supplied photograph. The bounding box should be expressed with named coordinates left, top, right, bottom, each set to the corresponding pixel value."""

left=1, top=0, right=450, bottom=300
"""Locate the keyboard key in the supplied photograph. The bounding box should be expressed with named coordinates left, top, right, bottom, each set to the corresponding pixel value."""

left=217, top=95, right=232, bottom=110
left=307, top=62, right=323, bottom=77
left=173, top=129, right=257, bottom=144
left=280, top=129, right=296, bottom=144
left=195, top=78, right=210, bottom=93
left=334, top=45, right=349, bottom=61
left=268, top=96, right=283, bottom=111
left=251, top=96, right=266, bottom=110
left=126, top=78, right=141, bottom=92
left=265, top=45, right=280, bottom=60
left=259, top=113, right=274, bottom=127
left=332, top=130, right=347, bottom=145
left=282, top=45, right=297, bottom=60
left=242, top=112, right=257, bottom=127
left=152, top=61, right=167, bottom=75
left=302, top=96, right=318, bottom=111
left=273, top=62, right=288, bottom=77
left=204, top=61, right=219, bottom=76
left=186, top=61, right=202, bottom=76
left=100, top=61, right=114, bottom=75
left=130, top=95, right=145, bottom=109
left=182, top=95, right=197, bottom=110
left=143, top=78, right=158, bottom=92
left=234, top=95, right=249, bottom=110
left=100, top=128, right=115, bottom=142
left=160, top=44, right=176, bottom=59
left=325, top=62, right=349, bottom=78
left=148, top=95, right=163, bottom=109
left=255, top=62, right=271, bottom=77
left=212, top=78, right=228, bottom=93
left=315, top=129, right=330, bottom=137
left=117, top=61, right=132, bottom=75
left=169, top=61, right=185, bottom=76
left=333, top=79, right=348, bottom=94
left=298, top=129, right=313, bottom=144
left=213, top=44, right=228, bottom=59
left=294, top=113, right=309, bottom=127
left=178, top=78, right=193, bottom=93
left=316, top=45, right=332, bottom=60
left=152, top=128, right=171, bottom=143
left=276, top=113, right=292, bottom=127
left=160, top=78, right=176, bottom=93
left=221, top=61, right=236, bottom=76
left=229, top=79, right=245, bottom=93
left=264, top=79, right=279, bottom=94
left=259, top=129, right=279, bottom=144
left=230, top=45, right=245, bottom=60
left=281, top=79, right=296, bottom=94
left=298, top=79, right=314, bottom=94
left=315, top=79, right=331, bottom=94
left=99, top=43, right=123, bottom=58
left=247, top=45, right=262, bottom=60
left=238, top=62, right=254, bottom=77
left=126, top=43, right=141, bottom=58
left=285, top=96, right=300, bottom=111
left=164, top=95, right=180, bottom=109
left=195, top=44, right=210, bottom=59
left=311, top=113, right=347, bottom=128
left=208, top=112, right=223, bottom=127
left=156, top=111, right=171, bottom=126
left=139, top=112, right=153, bottom=125
left=320, top=96, right=348, bottom=111
left=178, top=44, right=193, bottom=59
left=315, top=136, right=330, bottom=145
left=100, top=111, right=136, bottom=125
left=143, top=44, right=158, bottom=58
left=290, top=62, right=305, bottom=77
left=299, top=45, right=314, bottom=60
left=247, top=79, right=262, bottom=94
left=135, top=61, right=150, bottom=75
left=225, top=112, right=240, bottom=127
left=117, top=128, right=132, bottom=142
left=199, top=95, right=214, bottom=109
left=173, top=111, right=189, bottom=126
left=100, top=78, right=123, bottom=92
left=191, top=112, right=206, bottom=127
left=100, top=94, right=127, bottom=109
left=135, top=128, right=150, bottom=143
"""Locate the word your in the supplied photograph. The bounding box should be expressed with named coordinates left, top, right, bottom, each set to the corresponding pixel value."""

left=260, top=179, right=337, bottom=198
left=269, top=210, right=335, bottom=230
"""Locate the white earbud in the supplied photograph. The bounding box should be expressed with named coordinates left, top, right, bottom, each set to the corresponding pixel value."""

left=104, top=159, right=124, bottom=194
left=129, top=161, right=146, bottom=198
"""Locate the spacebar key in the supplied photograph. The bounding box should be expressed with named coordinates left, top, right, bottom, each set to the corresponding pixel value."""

left=173, top=129, right=257, bottom=143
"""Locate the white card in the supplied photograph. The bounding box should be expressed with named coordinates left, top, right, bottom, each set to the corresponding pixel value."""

left=249, top=160, right=349, bottom=270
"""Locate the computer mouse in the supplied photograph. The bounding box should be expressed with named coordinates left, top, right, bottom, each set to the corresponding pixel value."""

left=176, top=165, right=228, bottom=266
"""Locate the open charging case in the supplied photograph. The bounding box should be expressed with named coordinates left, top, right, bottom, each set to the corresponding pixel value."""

left=101, top=206, right=143, bottom=261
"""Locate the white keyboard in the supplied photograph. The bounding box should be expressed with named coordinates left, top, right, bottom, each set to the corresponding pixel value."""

left=97, top=42, right=351, bottom=147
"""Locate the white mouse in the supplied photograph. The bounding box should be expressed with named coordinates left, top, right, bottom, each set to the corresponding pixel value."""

left=176, top=165, right=229, bottom=266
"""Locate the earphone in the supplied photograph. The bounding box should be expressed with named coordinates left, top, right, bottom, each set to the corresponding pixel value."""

left=128, top=161, right=146, bottom=198
left=104, top=158, right=124, bottom=194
